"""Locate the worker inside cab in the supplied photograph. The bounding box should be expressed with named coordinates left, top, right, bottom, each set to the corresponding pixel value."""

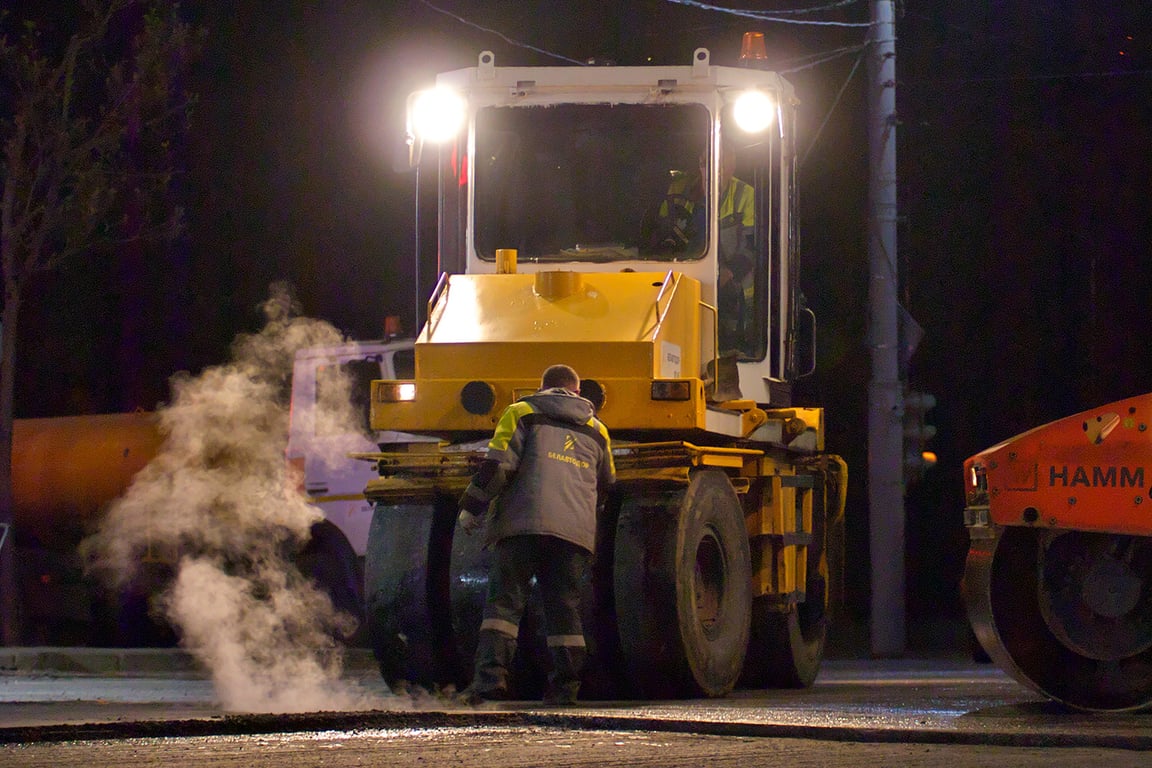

left=464, top=100, right=789, bottom=383
left=467, top=101, right=780, bottom=368
left=643, top=138, right=756, bottom=354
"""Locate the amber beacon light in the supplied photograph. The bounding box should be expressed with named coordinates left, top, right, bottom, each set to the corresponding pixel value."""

left=739, top=32, right=768, bottom=65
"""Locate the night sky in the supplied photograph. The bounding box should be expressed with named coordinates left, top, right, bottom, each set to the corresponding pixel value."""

left=9, top=1, right=1152, bottom=640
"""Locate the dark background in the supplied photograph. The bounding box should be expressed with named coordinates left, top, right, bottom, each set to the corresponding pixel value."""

left=10, top=1, right=1152, bottom=651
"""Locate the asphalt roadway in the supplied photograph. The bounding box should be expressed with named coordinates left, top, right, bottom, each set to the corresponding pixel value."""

left=1, top=647, right=1150, bottom=754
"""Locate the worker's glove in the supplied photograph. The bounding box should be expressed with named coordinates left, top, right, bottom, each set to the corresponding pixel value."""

left=458, top=485, right=491, bottom=535
left=457, top=509, right=484, bottom=535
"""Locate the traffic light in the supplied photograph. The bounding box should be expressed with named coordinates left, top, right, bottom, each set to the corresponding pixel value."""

left=903, top=389, right=937, bottom=483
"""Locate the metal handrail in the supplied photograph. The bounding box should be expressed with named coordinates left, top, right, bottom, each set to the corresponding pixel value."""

left=425, top=272, right=450, bottom=336
left=699, top=300, right=720, bottom=399
left=798, top=306, right=817, bottom=378
left=649, top=270, right=677, bottom=340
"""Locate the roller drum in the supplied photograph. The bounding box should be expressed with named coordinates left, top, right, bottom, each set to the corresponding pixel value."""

left=965, top=525, right=1152, bottom=712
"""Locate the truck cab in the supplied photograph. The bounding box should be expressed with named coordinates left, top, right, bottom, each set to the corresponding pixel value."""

left=286, top=338, right=416, bottom=556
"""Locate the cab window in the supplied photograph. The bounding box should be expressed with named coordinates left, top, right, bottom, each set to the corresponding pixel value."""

left=473, top=103, right=710, bottom=263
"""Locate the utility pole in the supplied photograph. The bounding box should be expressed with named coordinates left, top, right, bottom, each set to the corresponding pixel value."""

left=867, top=0, right=905, bottom=656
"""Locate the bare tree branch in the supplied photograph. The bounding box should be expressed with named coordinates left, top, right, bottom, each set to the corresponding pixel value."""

left=0, top=0, right=204, bottom=643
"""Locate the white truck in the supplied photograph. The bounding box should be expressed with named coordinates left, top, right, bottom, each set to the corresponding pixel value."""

left=284, top=338, right=419, bottom=638
left=287, top=340, right=417, bottom=555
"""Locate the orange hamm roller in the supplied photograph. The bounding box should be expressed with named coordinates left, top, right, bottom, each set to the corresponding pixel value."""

left=962, top=393, right=1152, bottom=711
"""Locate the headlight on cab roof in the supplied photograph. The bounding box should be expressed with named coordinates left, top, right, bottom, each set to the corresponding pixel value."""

left=375, top=381, right=417, bottom=402
left=408, top=87, right=466, bottom=144
left=732, top=89, right=776, bottom=134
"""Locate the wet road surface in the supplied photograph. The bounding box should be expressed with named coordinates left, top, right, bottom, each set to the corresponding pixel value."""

left=1, top=656, right=1150, bottom=765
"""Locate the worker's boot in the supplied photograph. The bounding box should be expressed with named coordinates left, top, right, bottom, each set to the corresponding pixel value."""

left=462, top=627, right=516, bottom=703
left=543, top=641, right=586, bottom=706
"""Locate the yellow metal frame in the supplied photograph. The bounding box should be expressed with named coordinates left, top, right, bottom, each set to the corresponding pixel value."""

left=744, top=469, right=813, bottom=600
left=357, top=437, right=846, bottom=611
left=371, top=376, right=709, bottom=433
left=371, top=270, right=712, bottom=435
left=741, top=453, right=846, bottom=604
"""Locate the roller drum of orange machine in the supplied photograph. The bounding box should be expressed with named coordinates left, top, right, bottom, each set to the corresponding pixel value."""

left=962, top=392, right=1152, bottom=711
left=11, top=413, right=163, bottom=549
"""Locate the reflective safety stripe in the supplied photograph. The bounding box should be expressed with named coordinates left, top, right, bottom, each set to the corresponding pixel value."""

left=480, top=618, right=519, bottom=638
left=546, top=634, right=587, bottom=648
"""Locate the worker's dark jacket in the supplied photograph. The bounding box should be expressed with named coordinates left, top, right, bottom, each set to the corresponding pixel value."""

left=460, top=388, right=614, bottom=553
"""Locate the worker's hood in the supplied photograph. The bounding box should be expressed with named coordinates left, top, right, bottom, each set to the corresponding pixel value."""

left=522, top=387, right=596, bottom=425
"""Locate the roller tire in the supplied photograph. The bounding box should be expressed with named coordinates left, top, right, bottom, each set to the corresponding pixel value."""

left=365, top=494, right=557, bottom=696
left=364, top=498, right=457, bottom=689
left=446, top=523, right=551, bottom=698
left=614, top=469, right=752, bottom=698
left=579, top=494, right=633, bottom=700
left=741, top=585, right=826, bottom=689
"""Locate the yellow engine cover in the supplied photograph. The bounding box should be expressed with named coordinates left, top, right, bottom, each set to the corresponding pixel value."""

left=371, top=270, right=713, bottom=435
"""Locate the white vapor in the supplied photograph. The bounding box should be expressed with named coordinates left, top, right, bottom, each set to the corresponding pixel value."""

left=86, top=284, right=389, bottom=712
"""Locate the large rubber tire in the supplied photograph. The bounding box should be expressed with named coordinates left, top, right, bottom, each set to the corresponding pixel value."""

left=740, top=473, right=829, bottom=689
left=364, top=494, right=551, bottom=696
left=445, top=512, right=551, bottom=698
left=614, top=469, right=752, bottom=698
left=364, top=497, right=457, bottom=689
left=440, top=496, right=631, bottom=701
left=742, top=589, right=826, bottom=688
left=579, top=494, right=633, bottom=700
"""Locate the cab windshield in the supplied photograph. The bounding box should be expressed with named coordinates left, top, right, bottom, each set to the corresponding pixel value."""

left=472, top=103, right=711, bottom=263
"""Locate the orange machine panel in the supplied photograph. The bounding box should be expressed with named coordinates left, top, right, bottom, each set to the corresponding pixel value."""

left=965, top=393, right=1152, bottom=536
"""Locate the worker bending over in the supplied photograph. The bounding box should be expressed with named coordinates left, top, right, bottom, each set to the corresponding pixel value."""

left=456, top=364, right=615, bottom=705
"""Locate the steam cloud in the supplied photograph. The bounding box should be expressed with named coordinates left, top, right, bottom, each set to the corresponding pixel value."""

left=86, top=283, right=388, bottom=712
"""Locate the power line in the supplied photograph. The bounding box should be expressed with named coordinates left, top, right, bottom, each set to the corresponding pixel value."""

left=777, top=42, right=864, bottom=67
left=780, top=42, right=866, bottom=73
left=911, top=68, right=1152, bottom=85
left=739, top=0, right=862, bottom=15
left=417, top=0, right=588, bottom=65
left=802, top=50, right=864, bottom=168
left=418, top=0, right=870, bottom=70
left=662, top=0, right=871, bottom=28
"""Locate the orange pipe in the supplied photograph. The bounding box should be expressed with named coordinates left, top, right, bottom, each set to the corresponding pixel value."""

left=12, top=412, right=164, bottom=548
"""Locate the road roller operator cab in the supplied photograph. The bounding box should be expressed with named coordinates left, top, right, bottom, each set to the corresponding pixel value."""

left=372, top=47, right=815, bottom=441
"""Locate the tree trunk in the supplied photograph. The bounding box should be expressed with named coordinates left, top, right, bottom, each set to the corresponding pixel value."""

left=0, top=287, right=22, bottom=645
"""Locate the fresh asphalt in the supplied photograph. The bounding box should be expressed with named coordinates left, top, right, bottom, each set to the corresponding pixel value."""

left=2, top=647, right=1150, bottom=751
